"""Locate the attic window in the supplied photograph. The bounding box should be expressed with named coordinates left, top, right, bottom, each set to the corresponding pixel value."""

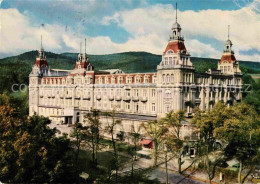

left=78, top=65, right=81, bottom=69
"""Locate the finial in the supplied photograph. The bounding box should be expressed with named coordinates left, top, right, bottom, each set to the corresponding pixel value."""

left=80, top=42, right=82, bottom=54
left=176, top=2, right=178, bottom=22
left=85, top=38, right=86, bottom=54
left=41, top=35, right=42, bottom=49
left=228, top=25, right=230, bottom=40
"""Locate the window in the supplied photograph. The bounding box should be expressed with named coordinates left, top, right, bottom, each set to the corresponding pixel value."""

left=165, top=57, right=168, bottom=65
left=134, top=103, right=139, bottom=112
left=126, top=103, right=131, bottom=110
left=152, top=103, right=155, bottom=112
left=144, top=76, right=150, bottom=83
left=152, top=89, right=156, bottom=97
left=111, top=77, right=116, bottom=84
left=165, top=90, right=171, bottom=98
left=117, top=101, right=121, bottom=109
left=99, top=77, right=103, bottom=84
left=118, top=76, right=124, bottom=84
left=153, top=76, right=157, bottom=83
left=134, top=89, right=138, bottom=96
left=105, top=77, right=109, bottom=84
left=171, top=74, right=174, bottom=83
left=143, top=89, right=147, bottom=97
left=169, top=57, right=172, bottom=65
left=165, top=104, right=170, bottom=112
left=143, top=104, right=146, bottom=111
left=110, top=89, right=114, bottom=96
left=167, top=74, right=170, bottom=83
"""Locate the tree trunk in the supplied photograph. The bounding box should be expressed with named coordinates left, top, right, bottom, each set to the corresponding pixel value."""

left=238, top=161, right=243, bottom=184
left=131, top=156, right=134, bottom=178
left=91, top=134, right=95, bottom=165
left=165, top=151, right=168, bottom=184
left=153, top=142, right=158, bottom=166
left=178, top=153, right=182, bottom=174
left=111, top=129, right=118, bottom=181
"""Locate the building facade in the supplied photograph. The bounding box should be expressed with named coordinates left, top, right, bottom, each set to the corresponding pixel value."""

left=29, top=18, right=242, bottom=141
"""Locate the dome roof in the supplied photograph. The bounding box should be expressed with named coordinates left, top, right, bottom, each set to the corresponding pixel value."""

left=172, top=22, right=181, bottom=29
left=226, top=39, right=232, bottom=45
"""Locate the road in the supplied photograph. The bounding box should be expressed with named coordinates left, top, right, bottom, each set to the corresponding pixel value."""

left=149, top=168, right=207, bottom=184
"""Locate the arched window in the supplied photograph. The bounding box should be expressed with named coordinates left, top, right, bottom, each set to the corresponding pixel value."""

left=171, top=74, right=174, bottom=83
left=166, top=74, right=170, bottom=83
left=162, top=74, right=166, bottom=83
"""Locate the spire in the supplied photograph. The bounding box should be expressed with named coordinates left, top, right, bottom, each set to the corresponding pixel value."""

left=176, top=2, right=178, bottom=22
left=80, top=42, right=82, bottom=54
left=85, top=38, right=86, bottom=54
left=38, top=35, right=45, bottom=59
left=228, top=25, right=230, bottom=40
left=41, top=35, right=43, bottom=49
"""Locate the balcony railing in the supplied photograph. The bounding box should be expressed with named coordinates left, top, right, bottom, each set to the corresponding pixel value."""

left=83, top=96, right=90, bottom=100
left=157, top=64, right=194, bottom=70
left=123, top=96, right=131, bottom=101
left=141, top=96, right=147, bottom=102
left=132, top=96, right=139, bottom=102
left=115, top=96, right=121, bottom=101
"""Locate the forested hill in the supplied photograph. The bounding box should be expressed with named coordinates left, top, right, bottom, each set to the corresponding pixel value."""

left=0, top=50, right=259, bottom=92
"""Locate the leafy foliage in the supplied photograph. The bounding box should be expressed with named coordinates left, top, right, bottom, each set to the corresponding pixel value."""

left=0, top=93, right=75, bottom=183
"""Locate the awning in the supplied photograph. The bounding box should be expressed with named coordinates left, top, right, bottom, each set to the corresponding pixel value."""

left=140, top=139, right=152, bottom=145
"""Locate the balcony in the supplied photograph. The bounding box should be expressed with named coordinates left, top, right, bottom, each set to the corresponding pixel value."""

left=132, top=96, right=139, bottom=102
left=115, top=96, right=121, bottom=101
left=123, top=96, right=131, bottom=101
left=74, top=96, right=80, bottom=99
left=109, top=96, right=114, bottom=101
left=141, top=96, right=147, bottom=102
left=96, top=95, right=101, bottom=100
left=157, top=64, right=194, bottom=70
left=83, top=96, right=90, bottom=100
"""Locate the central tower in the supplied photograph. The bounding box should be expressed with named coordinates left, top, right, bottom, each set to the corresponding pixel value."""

left=156, top=3, right=195, bottom=117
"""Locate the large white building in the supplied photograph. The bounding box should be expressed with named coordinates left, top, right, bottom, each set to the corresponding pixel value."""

left=29, top=15, right=242, bottom=142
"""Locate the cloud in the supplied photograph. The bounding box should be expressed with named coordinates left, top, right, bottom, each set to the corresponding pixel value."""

left=101, top=0, right=260, bottom=61
left=0, top=0, right=259, bottom=62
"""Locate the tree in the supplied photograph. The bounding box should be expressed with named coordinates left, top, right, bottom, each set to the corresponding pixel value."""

left=84, top=109, right=102, bottom=167
left=244, top=78, right=260, bottom=113
left=214, top=102, right=260, bottom=184
left=128, top=124, right=141, bottom=177
left=70, top=122, right=88, bottom=173
left=0, top=93, right=75, bottom=183
left=142, top=120, right=168, bottom=166
left=162, top=110, right=195, bottom=174
left=192, top=103, right=227, bottom=183
left=103, top=109, right=122, bottom=180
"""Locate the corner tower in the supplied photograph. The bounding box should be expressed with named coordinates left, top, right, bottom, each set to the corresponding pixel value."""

left=218, top=26, right=241, bottom=74
left=29, top=36, right=49, bottom=116
left=157, top=3, right=194, bottom=85
left=73, top=39, right=94, bottom=74
left=156, top=3, right=195, bottom=117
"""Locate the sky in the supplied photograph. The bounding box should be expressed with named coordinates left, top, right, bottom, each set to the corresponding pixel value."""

left=0, top=0, right=259, bottom=62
